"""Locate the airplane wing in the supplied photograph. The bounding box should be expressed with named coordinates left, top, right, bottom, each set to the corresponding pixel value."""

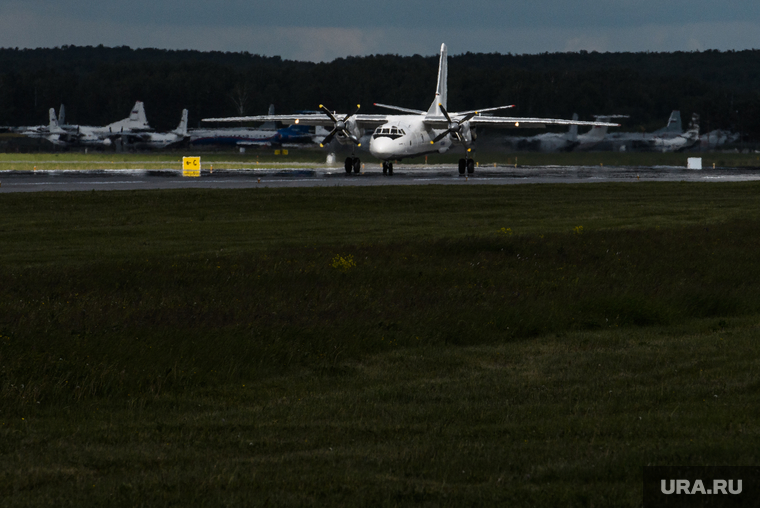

left=202, top=113, right=389, bottom=129
left=423, top=115, right=621, bottom=130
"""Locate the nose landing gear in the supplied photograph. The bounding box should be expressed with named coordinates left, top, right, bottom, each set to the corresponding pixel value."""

left=382, top=161, right=394, bottom=176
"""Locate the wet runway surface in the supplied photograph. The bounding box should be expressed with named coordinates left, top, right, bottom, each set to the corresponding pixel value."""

left=2, top=164, right=760, bottom=193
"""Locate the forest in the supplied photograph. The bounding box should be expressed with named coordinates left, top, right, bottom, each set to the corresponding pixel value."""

left=1, top=45, right=759, bottom=139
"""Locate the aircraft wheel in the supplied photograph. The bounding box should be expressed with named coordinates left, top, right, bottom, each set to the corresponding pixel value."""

left=344, top=157, right=353, bottom=174
left=388, top=163, right=394, bottom=176
left=353, top=158, right=361, bottom=173
left=467, top=159, right=475, bottom=174
left=458, top=159, right=466, bottom=175
left=382, top=161, right=388, bottom=175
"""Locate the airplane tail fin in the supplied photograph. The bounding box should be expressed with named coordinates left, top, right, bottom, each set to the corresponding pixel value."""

left=174, top=109, right=189, bottom=135
left=58, top=104, right=65, bottom=126
left=129, top=101, right=149, bottom=128
left=568, top=113, right=579, bottom=141
left=260, top=104, right=278, bottom=130
left=665, top=111, right=682, bottom=133
left=48, top=108, right=64, bottom=133
left=106, top=100, right=151, bottom=132
left=426, top=43, right=448, bottom=116
left=48, top=108, right=58, bottom=129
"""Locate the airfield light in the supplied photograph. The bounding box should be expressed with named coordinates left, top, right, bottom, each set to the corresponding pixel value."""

left=515, top=122, right=520, bottom=127
left=295, top=119, right=300, bottom=124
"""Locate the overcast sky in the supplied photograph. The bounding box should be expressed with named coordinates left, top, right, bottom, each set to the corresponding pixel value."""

left=1, top=1, right=759, bottom=61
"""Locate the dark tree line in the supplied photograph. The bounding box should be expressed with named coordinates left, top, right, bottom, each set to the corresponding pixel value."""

left=0, top=45, right=759, bottom=139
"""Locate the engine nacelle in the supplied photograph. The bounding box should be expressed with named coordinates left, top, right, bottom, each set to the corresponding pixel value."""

left=460, top=122, right=474, bottom=145
left=334, top=118, right=362, bottom=146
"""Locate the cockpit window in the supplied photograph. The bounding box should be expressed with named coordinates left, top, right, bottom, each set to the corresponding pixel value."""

left=373, top=125, right=404, bottom=140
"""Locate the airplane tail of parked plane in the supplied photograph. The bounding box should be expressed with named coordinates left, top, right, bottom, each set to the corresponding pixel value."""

left=568, top=113, right=579, bottom=142
left=666, top=110, right=682, bottom=132
left=129, top=101, right=148, bottom=126
left=58, top=104, right=65, bottom=126
left=48, top=108, right=58, bottom=129
left=106, top=101, right=151, bottom=132
left=48, top=108, right=65, bottom=133
left=583, top=114, right=628, bottom=142
left=260, top=104, right=278, bottom=130
left=652, top=110, right=682, bottom=135
left=426, top=43, right=448, bottom=116
left=173, top=109, right=189, bottom=136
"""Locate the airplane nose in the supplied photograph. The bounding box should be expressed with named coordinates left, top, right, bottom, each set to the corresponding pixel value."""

left=369, top=137, right=394, bottom=160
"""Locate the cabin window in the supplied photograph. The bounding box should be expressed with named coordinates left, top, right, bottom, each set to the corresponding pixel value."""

left=372, top=126, right=404, bottom=140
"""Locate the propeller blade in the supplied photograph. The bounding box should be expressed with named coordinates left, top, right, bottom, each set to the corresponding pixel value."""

left=320, top=127, right=339, bottom=147
left=318, top=104, right=338, bottom=123
left=432, top=129, right=453, bottom=143
left=461, top=111, right=478, bottom=123
left=439, top=104, right=452, bottom=123
left=343, top=104, right=361, bottom=122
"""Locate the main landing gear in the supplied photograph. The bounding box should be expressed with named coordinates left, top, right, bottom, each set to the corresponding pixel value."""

left=458, top=158, right=475, bottom=175
left=382, top=161, right=394, bottom=176
left=344, top=157, right=361, bottom=174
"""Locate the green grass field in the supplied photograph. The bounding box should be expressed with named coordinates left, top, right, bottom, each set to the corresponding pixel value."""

left=1, top=183, right=759, bottom=506
left=2, top=148, right=760, bottom=171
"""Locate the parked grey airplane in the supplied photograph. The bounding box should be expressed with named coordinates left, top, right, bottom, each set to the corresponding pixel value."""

left=17, top=102, right=192, bottom=149
left=501, top=114, right=626, bottom=152
left=13, top=107, right=80, bottom=146
left=596, top=111, right=700, bottom=152
left=698, top=129, right=740, bottom=150
left=118, top=109, right=189, bottom=149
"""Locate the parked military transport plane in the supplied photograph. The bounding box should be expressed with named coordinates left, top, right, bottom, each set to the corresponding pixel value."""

left=203, top=44, right=619, bottom=175
left=597, top=111, right=701, bottom=152
left=502, top=114, right=627, bottom=152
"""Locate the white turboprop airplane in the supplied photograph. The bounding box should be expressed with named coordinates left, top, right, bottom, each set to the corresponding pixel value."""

left=203, top=44, right=620, bottom=175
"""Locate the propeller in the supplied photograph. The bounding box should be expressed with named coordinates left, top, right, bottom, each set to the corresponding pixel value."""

left=431, top=104, right=478, bottom=144
left=319, top=104, right=362, bottom=147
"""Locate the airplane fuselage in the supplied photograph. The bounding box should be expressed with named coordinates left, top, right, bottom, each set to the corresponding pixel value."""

left=368, top=116, right=463, bottom=161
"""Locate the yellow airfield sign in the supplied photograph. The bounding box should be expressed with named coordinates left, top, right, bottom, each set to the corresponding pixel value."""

left=182, top=156, right=201, bottom=177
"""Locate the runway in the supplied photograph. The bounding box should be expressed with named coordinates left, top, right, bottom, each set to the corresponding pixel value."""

left=2, top=164, right=760, bottom=193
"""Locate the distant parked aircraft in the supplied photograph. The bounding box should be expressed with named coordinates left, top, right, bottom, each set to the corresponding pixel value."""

left=698, top=129, right=740, bottom=150
left=502, top=114, right=626, bottom=152
left=17, top=101, right=192, bottom=149
left=191, top=105, right=321, bottom=147
left=597, top=111, right=700, bottom=152
left=118, top=109, right=189, bottom=149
